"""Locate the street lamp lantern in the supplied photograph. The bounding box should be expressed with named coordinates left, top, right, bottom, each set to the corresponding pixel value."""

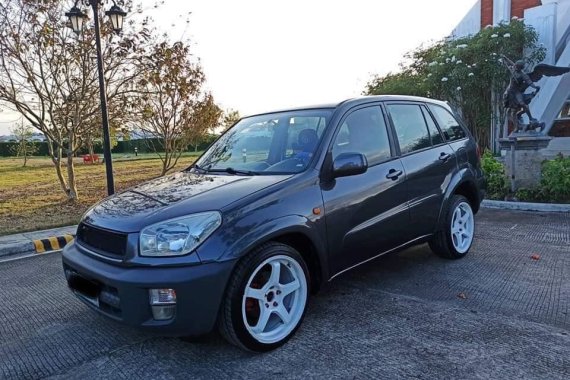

left=65, top=6, right=88, bottom=34
left=105, top=4, right=127, bottom=33
left=64, top=0, right=128, bottom=196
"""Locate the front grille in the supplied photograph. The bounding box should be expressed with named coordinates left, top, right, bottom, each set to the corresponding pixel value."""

left=77, top=223, right=128, bottom=258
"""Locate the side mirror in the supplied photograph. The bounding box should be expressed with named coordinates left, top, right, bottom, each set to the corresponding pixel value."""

left=332, top=152, right=368, bottom=178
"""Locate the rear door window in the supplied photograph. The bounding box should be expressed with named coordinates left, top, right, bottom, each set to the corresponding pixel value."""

left=386, top=104, right=431, bottom=154
left=428, top=104, right=467, bottom=141
left=421, top=106, right=445, bottom=146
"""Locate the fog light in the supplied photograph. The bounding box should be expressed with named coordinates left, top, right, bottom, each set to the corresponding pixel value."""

left=151, top=305, right=176, bottom=320
left=149, top=289, right=176, bottom=321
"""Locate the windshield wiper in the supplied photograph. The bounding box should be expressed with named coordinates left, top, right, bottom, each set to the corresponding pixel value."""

left=189, top=163, right=210, bottom=173
left=207, top=167, right=257, bottom=176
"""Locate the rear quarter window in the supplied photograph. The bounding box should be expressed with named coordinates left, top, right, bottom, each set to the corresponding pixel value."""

left=428, top=104, right=467, bottom=142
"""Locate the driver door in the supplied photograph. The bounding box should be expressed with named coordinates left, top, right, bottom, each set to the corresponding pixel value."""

left=321, top=105, right=411, bottom=276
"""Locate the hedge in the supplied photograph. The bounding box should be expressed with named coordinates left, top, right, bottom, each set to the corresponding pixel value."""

left=0, top=136, right=217, bottom=157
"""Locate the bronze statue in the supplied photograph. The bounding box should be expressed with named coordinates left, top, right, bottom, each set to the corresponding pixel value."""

left=501, top=55, right=570, bottom=134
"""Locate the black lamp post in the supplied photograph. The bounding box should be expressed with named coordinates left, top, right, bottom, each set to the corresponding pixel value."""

left=65, top=1, right=127, bottom=196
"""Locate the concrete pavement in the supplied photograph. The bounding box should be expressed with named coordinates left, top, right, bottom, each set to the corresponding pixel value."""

left=0, top=209, right=569, bottom=379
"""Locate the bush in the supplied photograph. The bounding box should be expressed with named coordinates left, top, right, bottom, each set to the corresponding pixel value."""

left=481, top=151, right=508, bottom=200
left=540, top=154, right=570, bottom=203
left=514, top=187, right=545, bottom=203
left=514, top=155, right=570, bottom=203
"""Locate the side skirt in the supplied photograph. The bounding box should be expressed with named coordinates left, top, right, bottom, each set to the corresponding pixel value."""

left=328, top=234, right=433, bottom=281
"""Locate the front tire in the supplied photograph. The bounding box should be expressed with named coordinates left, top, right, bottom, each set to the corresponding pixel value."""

left=219, top=242, right=310, bottom=352
left=429, top=195, right=475, bottom=259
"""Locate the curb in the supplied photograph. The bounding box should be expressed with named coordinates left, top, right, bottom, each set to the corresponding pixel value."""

left=33, top=234, right=74, bottom=254
left=0, top=225, right=77, bottom=259
left=0, top=234, right=75, bottom=259
left=482, top=199, right=570, bottom=213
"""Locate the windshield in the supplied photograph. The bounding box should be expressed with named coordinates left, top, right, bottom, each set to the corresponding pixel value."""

left=195, top=109, right=333, bottom=175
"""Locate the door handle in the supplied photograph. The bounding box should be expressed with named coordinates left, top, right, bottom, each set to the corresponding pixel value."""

left=439, top=152, right=451, bottom=162
left=386, top=169, right=403, bottom=180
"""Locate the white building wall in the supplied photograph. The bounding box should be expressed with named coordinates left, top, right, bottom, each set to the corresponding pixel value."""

left=452, top=0, right=482, bottom=38
left=526, top=0, right=570, bottom=133
left=556, top=0, right=570, bottom=42
left=493, top=0, right=511, bottom=24
left=525, top=3, right=558, bottom=64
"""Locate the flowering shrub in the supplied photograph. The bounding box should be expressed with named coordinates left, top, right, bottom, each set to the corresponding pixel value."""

left=365, top=19, right=545, bottom=150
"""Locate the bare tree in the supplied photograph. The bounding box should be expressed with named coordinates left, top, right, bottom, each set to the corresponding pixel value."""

left=10, top=119, right=38, bottom=166
left=135, top=40, right=222, bottom=175
left=0, top=0, right=151, bottom=200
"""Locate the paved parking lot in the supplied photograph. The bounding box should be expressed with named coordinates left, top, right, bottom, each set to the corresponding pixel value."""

left=1, top=209, right=569, bottom=379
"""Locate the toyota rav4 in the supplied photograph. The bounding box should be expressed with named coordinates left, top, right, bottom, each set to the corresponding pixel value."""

left=63, top=95, right=485, bottom=352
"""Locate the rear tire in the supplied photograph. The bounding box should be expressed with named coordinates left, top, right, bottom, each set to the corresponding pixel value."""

left=429, top=195, right=475, bottom=259
left=218, top=242, right=310, bottom=352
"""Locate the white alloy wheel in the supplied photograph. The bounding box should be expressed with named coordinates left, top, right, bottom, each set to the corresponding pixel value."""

left=450, top=201, right=474, bottom=254
left=241, top=255, right=308, bottom=344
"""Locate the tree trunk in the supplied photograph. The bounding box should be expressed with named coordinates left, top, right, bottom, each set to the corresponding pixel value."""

left=87, top=136, right=95, bottom=164
left=161, top=159, right=168, bottom=176
left=22, top=142, right=27, bottom=167
left=161, top=136, right=170, bottom=176
left=66, top=134, right=79, bottom=201
left=47, top=138, right=71, bottom=197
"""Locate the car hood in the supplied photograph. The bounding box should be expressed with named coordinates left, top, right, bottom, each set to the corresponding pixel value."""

left=82, top=171, right=291, bottom=232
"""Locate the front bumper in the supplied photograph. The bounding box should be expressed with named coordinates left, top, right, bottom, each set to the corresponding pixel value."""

left=62, top=241, right=235, bottom=336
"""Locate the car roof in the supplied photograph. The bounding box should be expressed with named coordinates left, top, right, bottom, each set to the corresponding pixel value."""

left=245, top=95, right=450, bottom=117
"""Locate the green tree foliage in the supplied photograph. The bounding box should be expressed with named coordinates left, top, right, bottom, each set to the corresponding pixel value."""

left=134, top=40, right=222, bottom=175
left=10, top=121, right=38, bottom=166
left=365, top=20, right=545, bottom=150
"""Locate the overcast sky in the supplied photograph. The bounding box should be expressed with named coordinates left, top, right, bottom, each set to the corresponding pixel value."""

left=0, top=0, right=477, bottom=135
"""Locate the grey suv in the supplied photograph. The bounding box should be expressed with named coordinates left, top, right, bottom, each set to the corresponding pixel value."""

left=63, top=95, right=485, bottom=352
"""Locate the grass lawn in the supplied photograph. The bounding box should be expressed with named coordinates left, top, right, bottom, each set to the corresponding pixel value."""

left=0, top=153, right=201, bottom=236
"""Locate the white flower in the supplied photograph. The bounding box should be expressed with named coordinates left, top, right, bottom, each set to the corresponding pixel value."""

left=491, top=52, right=497, bottom=56
left=427, top=73, right=433, bottom=77
left=451, top=55, right=456, bottom=62
left=468, top=72, right=475, bottom=77
left=472, top=63, right=477, bottom=67
left=457, top=44, right=468, bottom=49
left=511, top=16, right=518, bottom=20
left=428, top=61, right=438, bottom=67
left=467, top=65, right=472, bottom=68
left=446, top=58, right=451, bottom=63
left=456, top=60, right=462, bottom=64
left=456, top=86, right=462, bottom=91
left=439, top=62, right=444, bottom=66
left=441, top=77, right=448, bottom=82
left=484, top=25, right=493, bottom=29
left=503, top=33, right=511, bottom=38
left=491, top=34, right=499, bottom=38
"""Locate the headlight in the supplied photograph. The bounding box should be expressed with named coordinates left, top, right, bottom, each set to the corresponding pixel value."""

left=139, top=212, right=222, bottom=257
